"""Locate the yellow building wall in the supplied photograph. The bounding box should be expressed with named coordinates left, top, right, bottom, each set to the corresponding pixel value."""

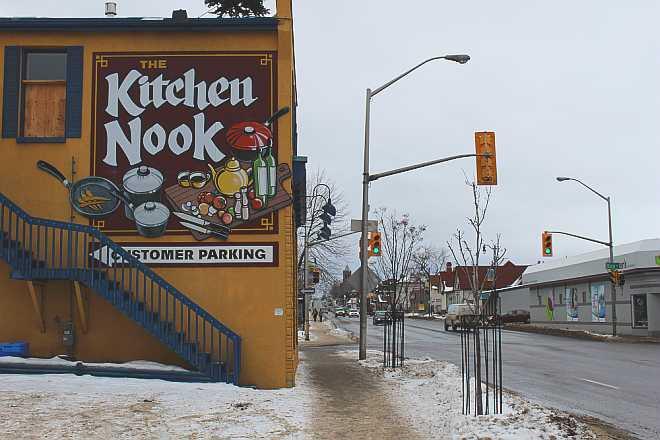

left=0, top=11, right=298, bottom=389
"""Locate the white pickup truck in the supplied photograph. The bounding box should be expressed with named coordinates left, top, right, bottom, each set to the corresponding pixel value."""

left=444, top=303, right=476, bottom=331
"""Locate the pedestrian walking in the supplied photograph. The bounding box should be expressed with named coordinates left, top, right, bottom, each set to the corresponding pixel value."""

left=319, top=309, right=323, bottom=322
left=312, top=308, right=318, bottom=322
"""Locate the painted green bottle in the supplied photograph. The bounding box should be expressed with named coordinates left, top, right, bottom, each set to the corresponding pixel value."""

left=264, top=147, right=277, bottom=197
left=252, top=151, right=269, bottom=199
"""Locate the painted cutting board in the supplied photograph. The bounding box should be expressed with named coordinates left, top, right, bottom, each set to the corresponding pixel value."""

left=164, top=163, right=292, bottom=240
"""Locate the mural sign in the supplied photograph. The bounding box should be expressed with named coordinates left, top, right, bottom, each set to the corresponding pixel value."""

left=590, top=283, right=606, bottom=322
left=90, top=242, right=278, bottom=267
left=566, top=287, right=579, bottom=321
left=88, top=51, right=290, bottom=243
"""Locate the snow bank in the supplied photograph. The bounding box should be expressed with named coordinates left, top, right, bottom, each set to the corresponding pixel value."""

left=339, top=349, right=595, bottom=439
left=0, top=362, right=313, bottom=438
left=0, top=356, right=189, bottom=372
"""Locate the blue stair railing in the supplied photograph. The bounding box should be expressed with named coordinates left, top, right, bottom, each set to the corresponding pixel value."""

left=0, top=192, right=241, bottom=384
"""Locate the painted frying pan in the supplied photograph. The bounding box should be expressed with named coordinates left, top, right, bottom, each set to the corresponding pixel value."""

left=36, top=160, right=122, bottom=219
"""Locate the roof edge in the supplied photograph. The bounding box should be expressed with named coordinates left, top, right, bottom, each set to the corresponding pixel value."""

left=0, top=17, right=278, bottom=32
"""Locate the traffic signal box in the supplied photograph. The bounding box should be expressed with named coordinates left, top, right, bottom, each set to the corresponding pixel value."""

left=609, top=270, right=621, bottom=286
left=542, top=232, right=553, bottom=257
left=368, top=232, right=382, bottom=257
left=312, top=267, right=321, bottom=284
left=475, top=131, right=497, bottom=185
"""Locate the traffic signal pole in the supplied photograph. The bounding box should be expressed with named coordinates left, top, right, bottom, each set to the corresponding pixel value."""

left=607, top=196, right=617, bottom=336
left=359, top=55, right=471, bottom=360
left=555, top=177, right=616, bottom=336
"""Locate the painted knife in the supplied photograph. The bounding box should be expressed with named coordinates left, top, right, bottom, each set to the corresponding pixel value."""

left=173, top=211, right=231, bottom=234
left=179, top=221, right=229, bottom=240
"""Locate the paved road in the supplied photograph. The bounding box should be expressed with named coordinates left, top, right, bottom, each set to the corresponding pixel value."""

left=334, top=316, right=660, bottom=440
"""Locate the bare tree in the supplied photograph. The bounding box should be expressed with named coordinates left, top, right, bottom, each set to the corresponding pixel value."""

left=297, top=169, right=350, bottom=294
left=446, top=178, right=494, bottom=416
left=412, top=245, right=448, bottom=315
left=372, top=208, right=426, bottom=309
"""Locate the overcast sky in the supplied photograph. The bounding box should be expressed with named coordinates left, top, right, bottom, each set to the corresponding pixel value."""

left=4, top=1, right=659, bottom=271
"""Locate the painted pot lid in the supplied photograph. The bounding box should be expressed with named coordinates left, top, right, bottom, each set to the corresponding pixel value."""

left=123, top=165, right=164, bottom=195
left=226, top=122, right=272, bottom=151
left=133, top=201, right=170, bottom=227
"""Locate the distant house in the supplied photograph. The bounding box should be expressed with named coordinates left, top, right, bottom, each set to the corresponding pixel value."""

left=329, top=265, right=381, bottom=305
left=437, top=261, right=527, bottom=306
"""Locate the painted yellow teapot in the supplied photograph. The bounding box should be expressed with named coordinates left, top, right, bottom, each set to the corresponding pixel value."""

left=208, top=158, right=251, bottom=196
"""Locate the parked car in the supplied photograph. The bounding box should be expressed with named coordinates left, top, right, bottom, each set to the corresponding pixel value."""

left=444, top=303, right=476, bottom=331
left=334, top=307, right=347, bottom=318
left=348, top=309, right=360, bottom=318
left=372, top=310, right=391, bottom=326
left=501, top=309, right=530, bottom=324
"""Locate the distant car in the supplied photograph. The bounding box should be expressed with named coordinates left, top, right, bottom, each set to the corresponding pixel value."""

left=501, top=309, right=530, bottom=324
left=372, top=310, right=391, bottom=325
left=348, top=309, right=360, bottom=318
left=444, top=303, right=476, bottom=331
left=334, top=307, right=347, bottom=318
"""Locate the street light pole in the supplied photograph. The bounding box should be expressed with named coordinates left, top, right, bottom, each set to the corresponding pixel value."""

left=359, top=54, right=470, bottom=360
left=607, top=196, right=616, bottom=336
left=556, top=177, right=616, bottom=336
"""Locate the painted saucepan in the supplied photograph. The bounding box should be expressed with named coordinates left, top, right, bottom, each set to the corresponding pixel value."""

left=111, top=190, right=170, bottom=238
left=37, top=160, right=122, bottom=219
left=122, top=165, right=164, bottom=221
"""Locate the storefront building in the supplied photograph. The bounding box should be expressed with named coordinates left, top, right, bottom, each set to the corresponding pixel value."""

left=522, top=239, right=660, bottom=336
left=0, top=1, right=301, bottom=388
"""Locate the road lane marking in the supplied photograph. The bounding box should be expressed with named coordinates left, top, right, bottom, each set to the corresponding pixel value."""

left=577, top=377, right=619, bottom=390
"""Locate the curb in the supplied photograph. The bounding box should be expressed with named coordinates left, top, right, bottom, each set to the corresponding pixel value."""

left=504, top=323, right=660, bottom=343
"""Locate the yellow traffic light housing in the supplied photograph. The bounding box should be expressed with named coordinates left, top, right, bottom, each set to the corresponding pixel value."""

left=542, top=232, right=553, bottom=257
left=368, top=232, right=382, bottom=257
left=609, top=270, right=620, bottom=285
left=312, top=267, right=321, bottom=284
left=475, top=131, right=497, bottom=186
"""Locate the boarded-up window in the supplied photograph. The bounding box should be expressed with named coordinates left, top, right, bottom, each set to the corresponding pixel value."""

left=21, top=52, right=66, bottom=138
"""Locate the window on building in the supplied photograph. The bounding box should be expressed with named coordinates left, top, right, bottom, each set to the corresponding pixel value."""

left=582, top=291, right=587, bottom=303
left=22, top=52, right=67, bottom=138
left=2, top=46, right=83, bottom=141
left=537, top=293, right=542, bottom=305
left=559, top=293, right=563, bottom=304
left=631, top=294, right=648, bottom=328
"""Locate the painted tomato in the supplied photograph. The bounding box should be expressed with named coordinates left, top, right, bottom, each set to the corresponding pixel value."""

left=212, top=195, right=226, bottom=210
left=221, top=212, right=233, bottom=225
left=250, top=198, right=263, bottom=210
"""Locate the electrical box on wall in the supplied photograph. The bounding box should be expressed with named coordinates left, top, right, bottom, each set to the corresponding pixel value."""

left=62, top=321, right=74, bottom=347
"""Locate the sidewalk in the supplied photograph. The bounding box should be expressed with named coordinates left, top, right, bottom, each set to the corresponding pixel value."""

left=298, top=319, right=420, bottom=439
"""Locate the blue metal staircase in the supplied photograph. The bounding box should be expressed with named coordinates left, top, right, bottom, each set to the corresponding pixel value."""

left=0, top=192, right=241, bottom=384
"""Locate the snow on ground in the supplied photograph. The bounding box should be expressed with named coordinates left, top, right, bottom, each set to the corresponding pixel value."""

left=0, top=364, right=312, bottom=439
left=297, top=329, right=319, bottom=342
left=0, top=356, right=189, bottom=371
left=339, top=349, right=595, bottom=440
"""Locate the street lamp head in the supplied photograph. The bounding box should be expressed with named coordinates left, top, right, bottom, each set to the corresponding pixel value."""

left=443, top=54, right=470, bottom=64
left=556, top=177, right=571, bottom=182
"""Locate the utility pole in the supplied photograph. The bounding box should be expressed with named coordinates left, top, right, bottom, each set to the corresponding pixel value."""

left=555, top=176, right=617, bottom=336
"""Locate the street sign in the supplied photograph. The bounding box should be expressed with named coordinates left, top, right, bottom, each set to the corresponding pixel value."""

left=351, top=219, right=378, bottom=233
left=606, top=262, right=624, bottom=271
left=300, top=288, right=315, bottom=294
left=480, top=292, right=490, bottom=300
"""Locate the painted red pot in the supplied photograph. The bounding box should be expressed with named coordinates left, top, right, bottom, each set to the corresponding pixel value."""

left=226, top=122, right=272, bottom=162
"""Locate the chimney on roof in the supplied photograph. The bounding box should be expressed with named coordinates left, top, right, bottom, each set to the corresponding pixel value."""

left=172, top=9, right=188, bottom=22
left=105, top=2, right=117, bottom=17
left=446, top=262, right=452, bottom=273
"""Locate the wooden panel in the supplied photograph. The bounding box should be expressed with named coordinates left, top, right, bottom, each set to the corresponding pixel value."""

left=23, top=81, right=66, bottom=138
